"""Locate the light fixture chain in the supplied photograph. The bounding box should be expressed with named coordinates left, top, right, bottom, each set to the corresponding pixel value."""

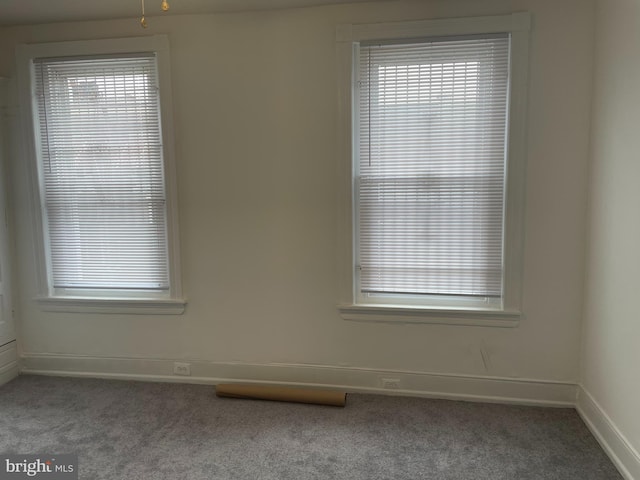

left=140, top=0, right=169, bottom=28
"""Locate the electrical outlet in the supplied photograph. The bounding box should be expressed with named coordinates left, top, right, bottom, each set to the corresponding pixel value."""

left=382, top=378, right=400, bottom=389
left=173, top=362, right=191, bottom=376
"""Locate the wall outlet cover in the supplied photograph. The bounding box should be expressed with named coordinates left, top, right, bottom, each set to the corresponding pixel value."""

left=173, top=362, right=191, bottom=376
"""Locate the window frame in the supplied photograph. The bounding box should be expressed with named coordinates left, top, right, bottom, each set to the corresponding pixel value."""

left=336, top=13, right=530, bottom=326
left=17, top=36, right=185, bottom=315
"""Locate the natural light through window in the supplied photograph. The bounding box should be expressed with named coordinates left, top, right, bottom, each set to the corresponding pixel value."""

left=356, top=36, right=509, bottom=309
left=35, top=55, right=169, bottom=295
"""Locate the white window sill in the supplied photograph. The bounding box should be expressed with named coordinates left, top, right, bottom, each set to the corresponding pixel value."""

left=34, top=296, right=186, bottom=315
left=338, top=304, right=521, bottom=327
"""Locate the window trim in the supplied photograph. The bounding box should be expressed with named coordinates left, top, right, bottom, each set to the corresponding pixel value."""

left=335, top=13, right=530, bottom=325
left=17, top=35, right=185, bottom=314
left=34, top=296, right=186, bottom=315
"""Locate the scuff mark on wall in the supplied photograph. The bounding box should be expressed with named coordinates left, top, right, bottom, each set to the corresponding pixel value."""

left=480, top=345, right=491, bottom=374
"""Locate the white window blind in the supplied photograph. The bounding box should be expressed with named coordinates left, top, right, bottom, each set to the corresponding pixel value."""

left=356, top=34, right=510, bottom=303
left=34, top=54, right=169, bottom=293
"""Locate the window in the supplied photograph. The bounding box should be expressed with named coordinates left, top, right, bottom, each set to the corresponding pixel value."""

left=337, top=14, right=530, bottom=325
left=18, top=36, right=184, bottom=314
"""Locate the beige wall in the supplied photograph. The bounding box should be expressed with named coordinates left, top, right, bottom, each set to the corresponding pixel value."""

left=0, top=0, right=595, bottom=390
left=582, top=0, right=640, bottom=462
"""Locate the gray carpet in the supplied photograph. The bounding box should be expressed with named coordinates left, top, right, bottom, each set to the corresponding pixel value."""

left=0, top=375, right=621, bottom=480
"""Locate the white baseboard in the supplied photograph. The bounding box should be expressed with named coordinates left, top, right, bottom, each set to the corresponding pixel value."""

left=0, top=361, right=19, bottom=385
left=20, top=352, right=576, bottom=407
left=0, top=341, right=19, bottom=386
left=576, top=385, right=640, bottom=480
left=15, top=353, right=639, bottom=479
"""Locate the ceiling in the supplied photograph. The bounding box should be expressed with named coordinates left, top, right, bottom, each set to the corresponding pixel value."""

left=0, top=0, right=390, bottom=27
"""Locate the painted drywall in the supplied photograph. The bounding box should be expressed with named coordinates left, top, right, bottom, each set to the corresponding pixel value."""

left=581, top=0, right=640, bottom=462
left=0, top=0, right=594, bottom=389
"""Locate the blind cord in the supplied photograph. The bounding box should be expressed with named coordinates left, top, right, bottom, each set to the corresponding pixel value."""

left=367, top=48, right=372, bottom=168
left=39, top=65, right=52, bottom=175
